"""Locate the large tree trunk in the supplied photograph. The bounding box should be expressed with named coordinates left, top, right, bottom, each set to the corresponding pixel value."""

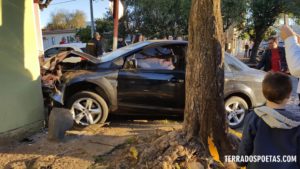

left=249, top=29, right=265, bottom=64
left=184, top=0, right=235, bottom=161
left=249, top=37, right=262, bottom=64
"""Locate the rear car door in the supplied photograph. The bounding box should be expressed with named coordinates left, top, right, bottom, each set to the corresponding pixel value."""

left=117, top=43, right=186, bottom=115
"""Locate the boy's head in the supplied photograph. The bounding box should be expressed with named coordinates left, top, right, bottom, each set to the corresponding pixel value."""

left=262, top=72, right=292, bottom=104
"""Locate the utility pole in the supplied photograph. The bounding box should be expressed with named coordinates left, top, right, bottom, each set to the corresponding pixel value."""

left=113, top=0, right=119, bottom=51
left=90, top=0, right=95, bottom=38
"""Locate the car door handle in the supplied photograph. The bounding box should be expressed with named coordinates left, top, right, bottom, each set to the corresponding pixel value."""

left=169, top=78, right=184, bottom=83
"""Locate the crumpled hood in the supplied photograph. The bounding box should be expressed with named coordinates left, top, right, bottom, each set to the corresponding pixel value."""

left=42, top=50, right=100, bottom=71
left=254, top=106, right=300, bottom=129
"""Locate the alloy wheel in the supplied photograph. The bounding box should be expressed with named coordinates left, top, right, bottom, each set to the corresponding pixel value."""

left=225, top=101, right=246, bottom=127
left=70, top=97, right=102, bottom=126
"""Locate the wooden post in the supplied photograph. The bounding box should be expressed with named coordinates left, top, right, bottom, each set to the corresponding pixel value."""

left=89, top=0, right=95, bottom=37
left=284, top=14, right=289, bottom=25
left=113, top=0, right=119, bottom=51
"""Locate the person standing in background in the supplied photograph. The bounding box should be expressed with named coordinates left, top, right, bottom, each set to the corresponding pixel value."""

left=256, top=36, right=288, bottom=73
left=244, top=42, right=249, bottom=58
left=248, top=41, right=253, bottom=57
left=75, top=35, right=81, bottom=43
left=59, top=37, right=66, bottom=44
left=117, top=38, right=125, bottom=48
left=86, top=32, right=104, bottom=58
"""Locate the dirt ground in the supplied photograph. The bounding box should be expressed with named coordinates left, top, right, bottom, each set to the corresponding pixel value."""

left=1, top=80, right=299, bottom=169
left=0, top=120, right=182, bottom=169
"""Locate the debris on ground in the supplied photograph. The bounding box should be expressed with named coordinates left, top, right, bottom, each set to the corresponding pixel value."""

left=0, top=120, right=182, bottom=169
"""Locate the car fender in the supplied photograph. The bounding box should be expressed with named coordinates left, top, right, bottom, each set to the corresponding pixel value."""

left=224, top=83, right=256, bottom=108
left=86, top=77, right=118, bottom=111
left=52, top=72, right=118, bottom=111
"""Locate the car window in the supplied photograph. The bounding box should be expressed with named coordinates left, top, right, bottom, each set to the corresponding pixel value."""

left=101, top=41, right=151, bottom=63
left=111, top=57, right=125, bottom=68
left=164, top=44, right=187, bottom=70
left=80, top=48, right=86, bottom=52
left=44, top=48, right=59, bottom=58
left=45, top=47, right=76, bottom=59
left=59, top=47, right=74, bottom=52
left=135, top=46, right=177, bottom=70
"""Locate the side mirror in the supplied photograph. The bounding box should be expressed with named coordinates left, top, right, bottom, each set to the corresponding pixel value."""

left=124, top=55, right=137, bottom=69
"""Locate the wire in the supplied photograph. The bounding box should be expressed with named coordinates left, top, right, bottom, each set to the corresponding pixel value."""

left=50, top=0, right=77, bottom=5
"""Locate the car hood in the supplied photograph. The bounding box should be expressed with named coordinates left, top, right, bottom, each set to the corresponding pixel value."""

left=42, top=51, right=101, bottom=71
left=235, top=68, right=266, bottom=82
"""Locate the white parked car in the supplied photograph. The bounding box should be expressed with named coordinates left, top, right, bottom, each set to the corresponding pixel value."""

left=44, top=43, right=86, bottom=59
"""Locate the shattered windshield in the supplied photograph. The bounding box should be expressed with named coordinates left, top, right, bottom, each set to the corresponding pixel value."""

left=99, top=41, right=151, bottom=63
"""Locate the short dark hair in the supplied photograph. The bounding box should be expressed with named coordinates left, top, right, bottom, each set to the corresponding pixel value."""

left=268, top=36, right=277, bottom=42
left=262, top=72, right=292, bottom=104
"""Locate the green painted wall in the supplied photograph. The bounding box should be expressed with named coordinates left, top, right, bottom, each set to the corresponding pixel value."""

left=0, top=0, right=44, bottom=134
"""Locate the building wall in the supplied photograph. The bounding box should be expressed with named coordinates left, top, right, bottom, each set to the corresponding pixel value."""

left=33, top=1, right=44, bottom=54
left=224, top=26, right=239, bottom=55
left=0, top=0, right=44, bottom=141
left=43, top=32, right=76, bottom=49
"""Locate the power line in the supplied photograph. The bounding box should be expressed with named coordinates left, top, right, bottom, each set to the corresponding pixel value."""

left=50, top=0, right=76, bottom=5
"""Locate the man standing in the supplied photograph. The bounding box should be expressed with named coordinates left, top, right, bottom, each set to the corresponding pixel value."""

left=256, top=36, right=288, bottom=73
left=244, top=42, right=249, bottom=58
left=117, top=38, right=125, bottom=48
left=75, top=35, right=81, bottom=43
left=86, top=32, right=104, bottom=58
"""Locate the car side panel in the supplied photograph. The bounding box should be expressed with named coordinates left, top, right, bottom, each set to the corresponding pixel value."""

left=227, top=71, right=265, bottom=107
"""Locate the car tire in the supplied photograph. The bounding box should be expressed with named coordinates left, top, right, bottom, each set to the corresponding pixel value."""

left=225, top=96, right=248, bottom=129
left=66, top=91, right=109, bottom=127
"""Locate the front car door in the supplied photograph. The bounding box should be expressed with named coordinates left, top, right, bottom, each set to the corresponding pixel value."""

left=117, top=43, right=187, bottom=115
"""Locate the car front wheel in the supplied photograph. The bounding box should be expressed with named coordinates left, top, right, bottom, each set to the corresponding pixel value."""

left=225, top=96, right=248, bottom=129
left=67, top=91, right=109, bottom=126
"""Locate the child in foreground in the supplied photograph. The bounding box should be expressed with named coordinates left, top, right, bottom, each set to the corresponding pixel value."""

left=237, top=72, right=300, bottom=169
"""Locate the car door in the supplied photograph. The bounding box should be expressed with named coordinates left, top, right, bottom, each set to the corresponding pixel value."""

left=117, top=44, right=186, bottom=115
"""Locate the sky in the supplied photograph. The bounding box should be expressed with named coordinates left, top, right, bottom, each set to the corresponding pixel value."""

left=40, top=0, right=109, bottom=28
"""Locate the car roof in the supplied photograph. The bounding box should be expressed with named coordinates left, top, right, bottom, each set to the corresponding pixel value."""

left=99, top=40, right=187, bottom=63
left=147, top=40, right=188, bottom=46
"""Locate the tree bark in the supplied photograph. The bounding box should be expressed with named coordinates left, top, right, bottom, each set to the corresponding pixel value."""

left=249, top=36, right=263, bottom=64
left=249, top=26, right=267, bottom=63
left=183, top=0, right=235, bottom=161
